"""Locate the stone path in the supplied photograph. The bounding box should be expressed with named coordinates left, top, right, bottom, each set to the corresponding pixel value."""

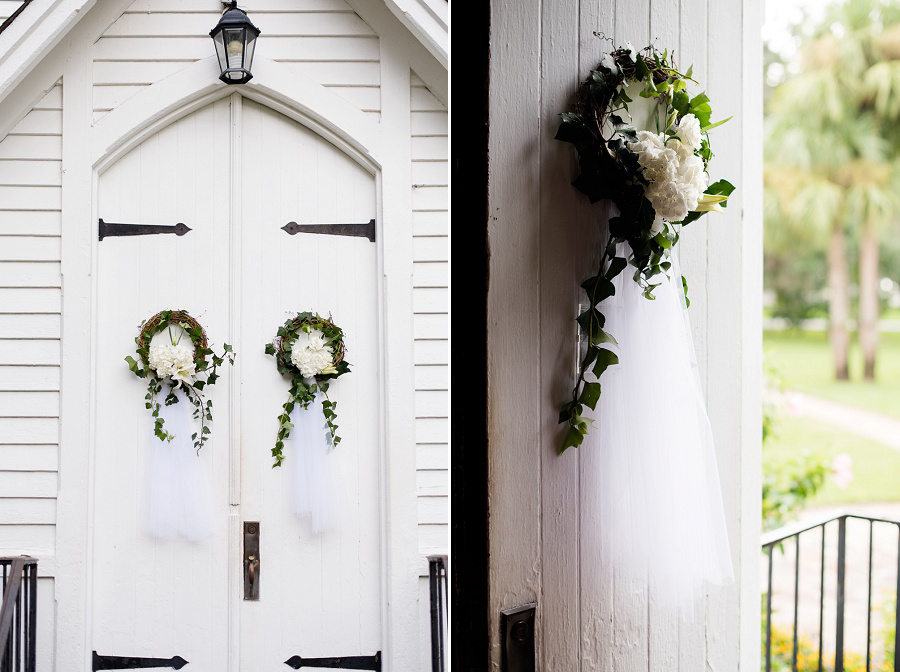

left=783, top=390, right=900, bottom=452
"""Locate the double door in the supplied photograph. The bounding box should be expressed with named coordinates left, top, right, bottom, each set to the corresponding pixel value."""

left=91, top=94, right=382, bottom=670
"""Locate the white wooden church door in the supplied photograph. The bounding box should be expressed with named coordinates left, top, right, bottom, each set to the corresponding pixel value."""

left=92, top=94, right=382, bottom=670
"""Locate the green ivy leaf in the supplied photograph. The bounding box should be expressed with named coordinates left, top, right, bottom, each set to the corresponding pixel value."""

left=556, top=113, right=593, bottom=150
left=605, top=256, right=627, bottom=279
left=559, top=401, right=576, bottom=424
left=682, top=275, right=691, bottom=307
left=592, top=348, right=619, bottom=378
left=635, top=54, right=650, bottom=81
left=579, top=381, right=602, bottom=410
left=689, top=91, right=710, bottom=108
left=591, top=328, right=618, bottom=347
left=576, top=308, right=605, bottom=333
left=692, top=102, right=712, bottom=128
left=706, top=179, right=736, bottom=203
left=561, top=425, right=584, bottom=453
left=580, top=275, right=615, bottom=303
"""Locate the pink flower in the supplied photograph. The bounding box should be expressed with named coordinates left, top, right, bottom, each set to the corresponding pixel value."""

left=831, top=453, right=853, bottom=490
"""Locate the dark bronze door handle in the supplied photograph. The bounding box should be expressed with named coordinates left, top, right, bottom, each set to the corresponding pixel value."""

left=244, top=521, right=260, bottom=600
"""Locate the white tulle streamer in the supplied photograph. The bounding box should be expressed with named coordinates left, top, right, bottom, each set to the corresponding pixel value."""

left=143, top=387, right=212, bottom=542
left=289, top=386, right=342, bottom=534
left=586, top=242, right=734, bottom=615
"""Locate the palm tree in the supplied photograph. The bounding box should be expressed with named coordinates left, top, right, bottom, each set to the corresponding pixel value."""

left=766, top=0, right=900, bottom=380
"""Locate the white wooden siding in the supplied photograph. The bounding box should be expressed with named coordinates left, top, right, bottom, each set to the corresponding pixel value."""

left=0, top=83, right=62, bottom=672
left=92, top=0, right=381, bottom=123
left=410, top=72, right=447, bottom=558
left=0, top=81, right=61, bottom=578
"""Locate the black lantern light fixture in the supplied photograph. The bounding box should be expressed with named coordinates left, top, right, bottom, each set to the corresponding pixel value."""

left=210, top=2, right=260, bottom=85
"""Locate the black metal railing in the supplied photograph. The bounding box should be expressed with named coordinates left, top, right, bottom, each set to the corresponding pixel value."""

left=0, top=557, right=37, bottom=672
left=428, top=555, right=448, bottom=672
left=762, top=512, right=900, bottom=672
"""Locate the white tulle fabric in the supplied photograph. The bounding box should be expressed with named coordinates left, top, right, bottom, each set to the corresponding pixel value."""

left=288, top=386, right=342, bottom=534
left=142, top=387, right=212, bottom=542
left=586, top=242, right=734, bottom=615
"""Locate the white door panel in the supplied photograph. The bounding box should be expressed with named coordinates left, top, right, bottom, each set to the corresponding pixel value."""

left=93, top=98, right=233, bottom=669
left=238, top=98, right=381, bottom=668
left=92, top=95, right=381, bottom=670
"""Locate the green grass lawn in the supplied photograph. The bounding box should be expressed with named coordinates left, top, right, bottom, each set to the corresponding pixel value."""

left=764, top=330, right=900, bottom=420
left=765, top=414, right=900, bottom=505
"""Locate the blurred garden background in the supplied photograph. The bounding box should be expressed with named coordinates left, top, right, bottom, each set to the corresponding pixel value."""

left=763, top=0, right=900, bottom=668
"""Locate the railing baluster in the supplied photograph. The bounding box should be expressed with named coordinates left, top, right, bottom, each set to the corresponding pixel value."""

left=0, top=558, right=37, bottom=672
left=428, top=556, right=447, bottom=672
left=793, top=534, right=800, bottom=672
left=819, top=524, right=825, bottom=672
left=836, top=516, right=846, bottom=672
left=767, top=543, right=773, bottom=672
left=14, top=587, right=20, bottom=672
left=26, top=567, right=35, bottom=672
left=894, top=525, right=900, bottom=671
left=866, top=520, right=873, bottom=672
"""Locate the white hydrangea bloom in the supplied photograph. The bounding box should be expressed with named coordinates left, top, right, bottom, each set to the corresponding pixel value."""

left=646, top=180, right=692, bottom=222
left=675, top=113, right=703, bottom=150
left=650, top=215, right=666, bottom=236
left=148, top=343, right=196, bottom=384
left=290, top=329, right=335, bottom=378
left=627, top=120, right=709, bottom=226
left=628, top=131, right=677, bottom=184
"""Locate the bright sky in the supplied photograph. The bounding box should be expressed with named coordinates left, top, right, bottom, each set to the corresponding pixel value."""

left=763, top=0, right=830, bottom=59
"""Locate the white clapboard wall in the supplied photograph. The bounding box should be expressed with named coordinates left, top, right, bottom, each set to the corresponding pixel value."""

left=92, top=0, right=382, bottom=123
left=486, top=0, right=762, bottom=669
left=0, top=81, right=62, bottom=672
left=410, top=68, right=448, bottom=672
left=411, top=71, right=447, bottom=556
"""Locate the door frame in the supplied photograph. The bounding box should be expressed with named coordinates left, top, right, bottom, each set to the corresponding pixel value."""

left=57, top=53, right=420, bottom=672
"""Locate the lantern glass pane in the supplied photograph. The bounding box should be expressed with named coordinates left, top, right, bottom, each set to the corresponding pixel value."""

left=225, top=28, right=245, bottom=70
left=244, top=33, right=257, bottom=71
left=212, top=31, right=227, bottom=72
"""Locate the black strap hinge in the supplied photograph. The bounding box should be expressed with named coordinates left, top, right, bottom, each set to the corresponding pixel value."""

left=92, top=652, right=188, bottom=670
left=284, top=651, right=381, bottom=671
left=281, top=219, right=375, bottom=242
left=98, top=218, right=192, bottom=241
